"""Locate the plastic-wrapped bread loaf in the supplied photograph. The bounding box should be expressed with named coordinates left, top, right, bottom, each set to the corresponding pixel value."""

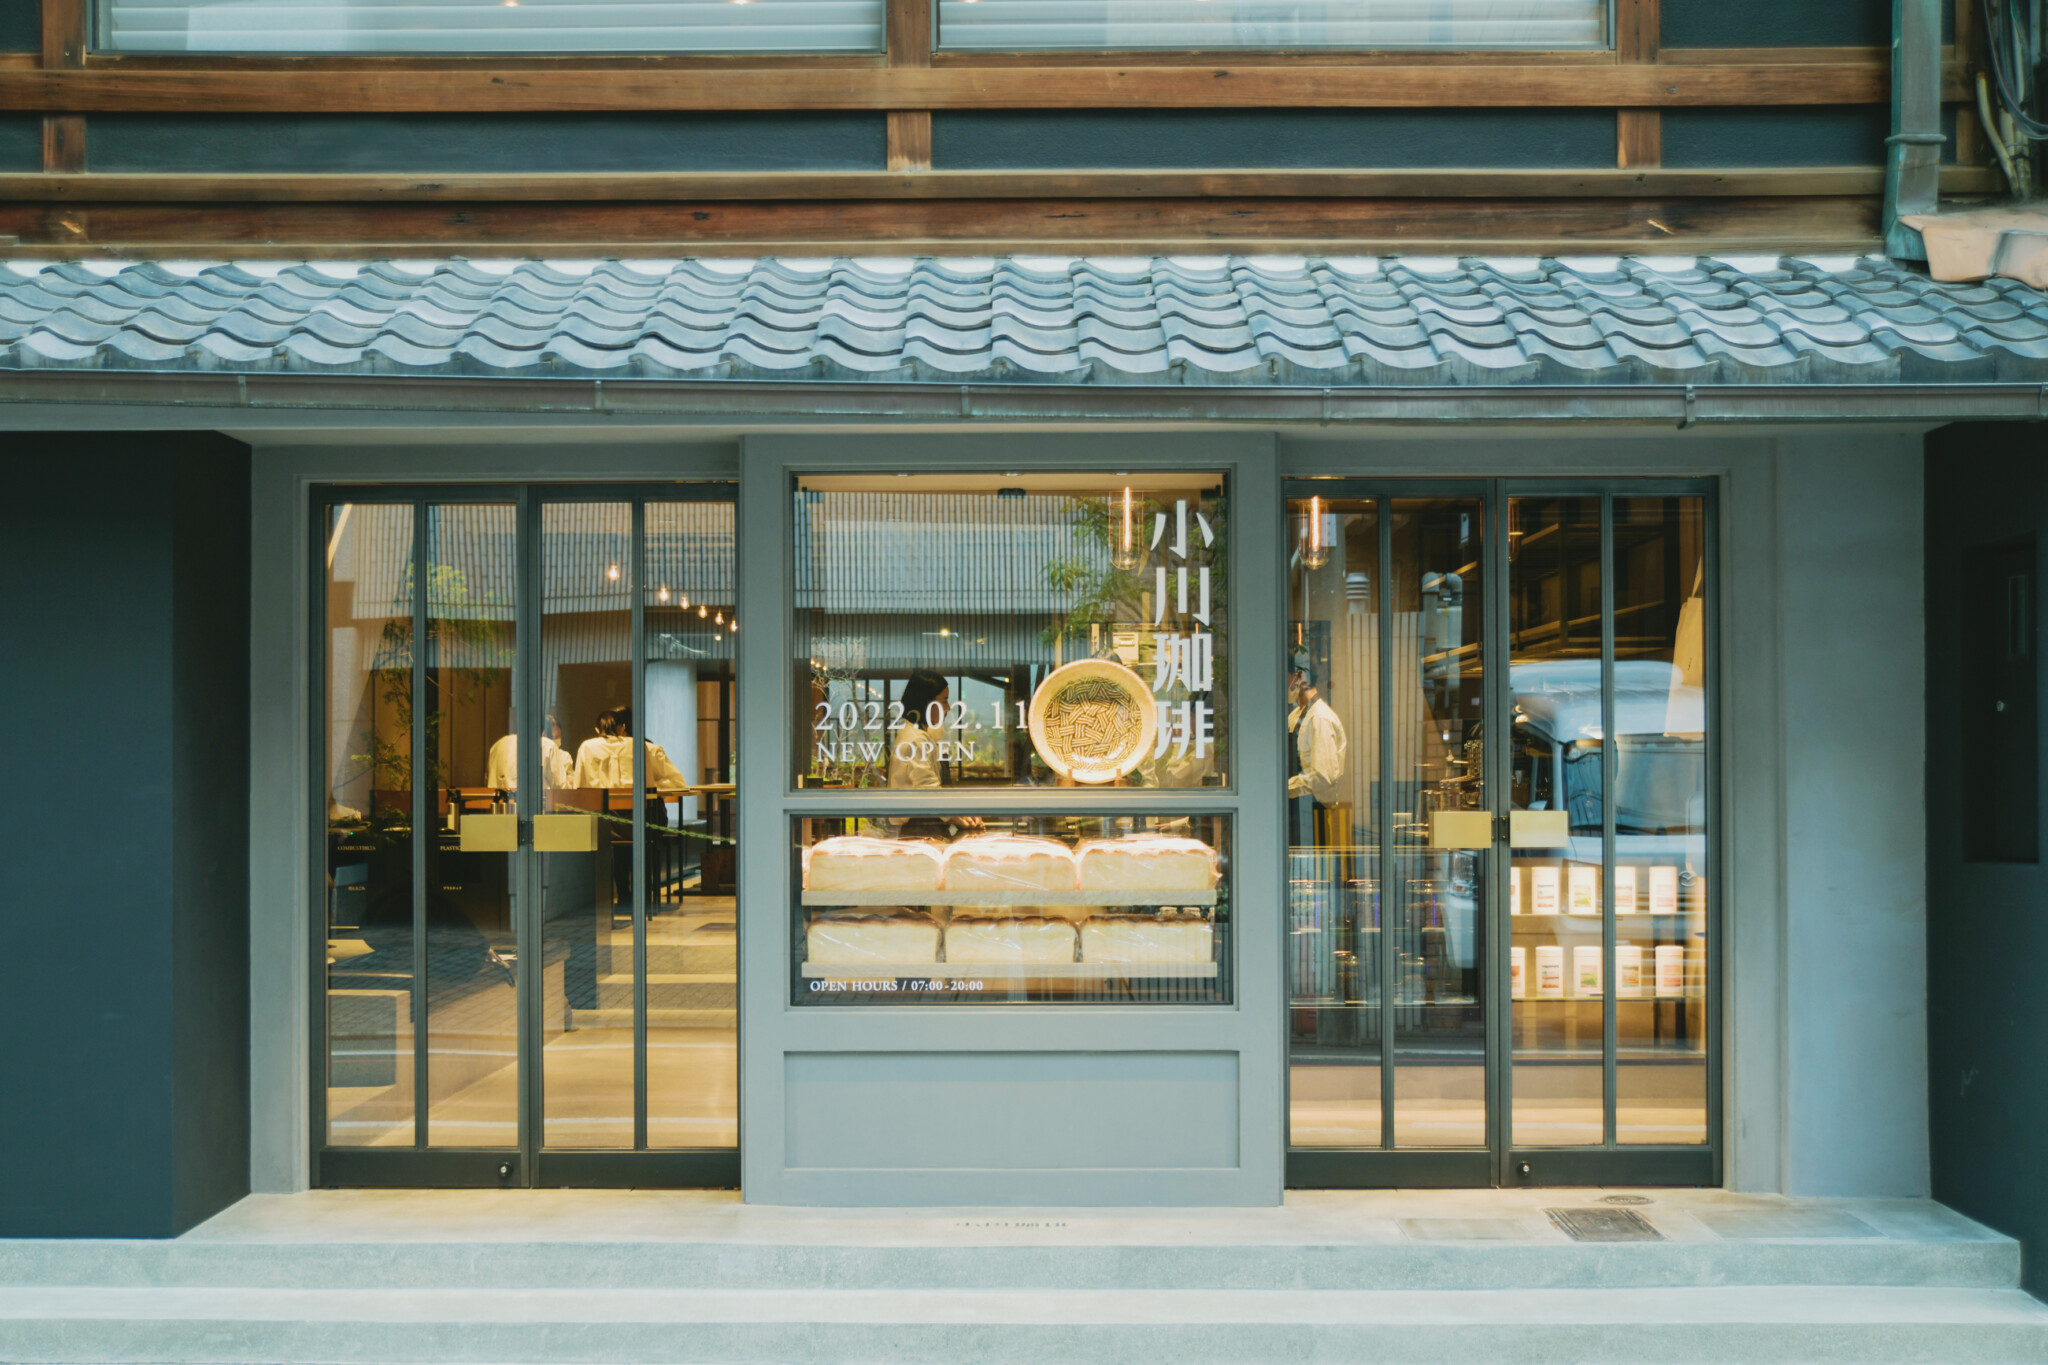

left=803, top=836, right=944, bottom=893
left=1080, top=914, right=1214, bottom=964
left=806, top=913, right=940, bottom=965
left=1074, top=835, right=1220, bottom=893
left=948, top=901, right=1094, bottom=924
left=942, top=917, right=1078, bottom=964
left=939, top=835, right=1079, bottom=893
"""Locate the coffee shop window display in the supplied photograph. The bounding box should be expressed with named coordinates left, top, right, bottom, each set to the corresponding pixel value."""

left=789, top=475, right=1233, bottom=1005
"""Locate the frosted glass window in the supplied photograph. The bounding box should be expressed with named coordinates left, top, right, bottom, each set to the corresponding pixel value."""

left=102, top=0, right=884, bottom=53
left=939, top=0, right=1608, bottom=50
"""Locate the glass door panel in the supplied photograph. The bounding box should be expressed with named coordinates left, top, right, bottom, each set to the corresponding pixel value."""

left=1387, top=498, right=1487, bottom=1149
left=1286, top=497, right=1381, bottom=1148
left=1507, top=495, right=1605, bottom=1149
left=422, top=503, right=521, bottom=1148
left=1612, top=496, right=1710, bottom=1145
left=539, top=501, right=637, bottom=1150
left=323, top=502, right=417, bottom=1148
left=643, top=501, right=740, bottom=1148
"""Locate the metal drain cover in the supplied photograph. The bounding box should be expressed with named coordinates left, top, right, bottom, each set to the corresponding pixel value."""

left=1547, top=1207, right=1664, bottom=1242
left=1600, top=1194, right=1654, bottom=1206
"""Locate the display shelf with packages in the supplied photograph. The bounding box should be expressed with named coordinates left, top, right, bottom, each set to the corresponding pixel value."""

left=793, top=814, right=1231, bottom=1005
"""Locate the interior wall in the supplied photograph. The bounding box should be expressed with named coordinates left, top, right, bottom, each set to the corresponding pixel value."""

left=1776, top=431, right=1931, bottom=1197
left=1924, top=421, right=2048, bottom=1295
left=0, top=433, right=252, bottom=1236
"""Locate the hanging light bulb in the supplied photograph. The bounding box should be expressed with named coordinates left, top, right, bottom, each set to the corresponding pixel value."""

left=1109, top=487, right=1144, bottom=572
left=607, top=564, right=620, bottom=581
left=1300, top=495, right=1333, bottom=571
left=729, top=618, right=738, bottom=633
left=678, top=593, right=688, bottom=608
left=658, top=584, right=670, bottom=603
left=698, top=604, right=707, bottom=618
left=715, top=610, right=724, bottom=624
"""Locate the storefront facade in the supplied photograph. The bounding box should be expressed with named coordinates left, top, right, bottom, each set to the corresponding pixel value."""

left=200, top=411, right=1940, bottom=1207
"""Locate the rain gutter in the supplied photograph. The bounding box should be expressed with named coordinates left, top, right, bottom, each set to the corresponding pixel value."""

left=1885, top=0, right=1948, bottom=258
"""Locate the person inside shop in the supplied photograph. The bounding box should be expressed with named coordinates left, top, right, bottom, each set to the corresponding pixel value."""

left=573, top=705, right=691, bottom=907
left=883, top=670, right=982, bottom=839
left=1288, top=653, right=1348, bottom=846
left=485, top=711, right=574, bottom=794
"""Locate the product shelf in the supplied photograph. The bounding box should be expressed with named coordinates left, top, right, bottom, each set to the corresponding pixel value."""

left=803, top=961, right=1220, bottom=980
left=801, top=889, right=1219, bottom=908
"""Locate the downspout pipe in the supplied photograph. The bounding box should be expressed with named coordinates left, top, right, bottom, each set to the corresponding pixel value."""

left=1885, top=0, right=1947, bottom=259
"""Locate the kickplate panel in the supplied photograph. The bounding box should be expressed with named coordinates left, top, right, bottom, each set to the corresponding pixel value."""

left=1546, top=1208, right=1664, bottom=1242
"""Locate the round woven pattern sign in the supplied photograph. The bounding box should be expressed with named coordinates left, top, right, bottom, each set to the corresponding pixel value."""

left=1028, top=659, right=1158, bottom=784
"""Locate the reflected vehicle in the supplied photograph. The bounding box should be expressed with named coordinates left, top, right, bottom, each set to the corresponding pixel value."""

left=1507, top=658, right=1706, bottom=871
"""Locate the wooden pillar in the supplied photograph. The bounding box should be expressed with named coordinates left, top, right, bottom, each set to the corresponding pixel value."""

left=885, top=0, right=932, bottom=172
left=42, top=0, right=87, bottom=173
left=1616, top=0, right=1661, bottom=170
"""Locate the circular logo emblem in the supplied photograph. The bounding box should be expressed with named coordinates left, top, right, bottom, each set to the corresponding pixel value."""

left=1027, top=659, right=1158, bottom=784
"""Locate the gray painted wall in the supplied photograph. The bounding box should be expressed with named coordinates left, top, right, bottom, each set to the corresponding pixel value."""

left=1778, top=433, right=1931, bottom=1197
left=0, top=433, right=252, bottom=1237
left=1925, top=421, right=2048, bottom=1297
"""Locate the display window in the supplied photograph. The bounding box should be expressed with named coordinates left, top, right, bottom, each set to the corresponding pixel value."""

left=791, top=814, right=1233, bottom=1005
left=793, top=474, right=1229, bottom=792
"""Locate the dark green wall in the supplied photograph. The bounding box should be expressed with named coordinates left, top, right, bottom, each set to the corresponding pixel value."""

left=0, top=116, right=39, bottom=171
left=1926, top=422, right=2048, bottom=1301
left=88, top=112, right=889, bottom=173
left=0, top=0, right=33, bottom=50
left=1662, top=0, right=1888, bottom=47
left=0, top=435, right=252, bottom=1238
left=933, top=108, right=1618, bottom=169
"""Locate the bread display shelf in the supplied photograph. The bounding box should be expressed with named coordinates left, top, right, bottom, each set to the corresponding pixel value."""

left=801, top=889, right=1219, bottom=907
left=803, top=962, right=1219, bottom=980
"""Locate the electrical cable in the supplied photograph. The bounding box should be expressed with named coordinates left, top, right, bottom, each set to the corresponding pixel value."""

left=1981, top=0, right=2048, bottom=139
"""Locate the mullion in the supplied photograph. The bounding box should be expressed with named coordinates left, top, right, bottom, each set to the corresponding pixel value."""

left=1377, top=498, right=1396, bottom=1150
left=1601, top=496, right=1619, bottom=1150
left=1484, top=482, right=1511, bottom=1184
left=632, top=500, right=650, bottom=1151
left=518, top=491, right=541, bottom=1180
left=411, top=500, right=430, bottom=1150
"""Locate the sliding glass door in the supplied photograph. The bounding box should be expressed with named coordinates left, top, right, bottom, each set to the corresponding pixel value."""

left=1284, top=480, right=1716, bottom=1188
left=315, top=485, right=739, bottom=1187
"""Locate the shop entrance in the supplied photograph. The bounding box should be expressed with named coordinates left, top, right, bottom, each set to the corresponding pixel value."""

left=1283, top=482, right=1716, bottom=1187
left=313, top=485, right=739, bottom=1187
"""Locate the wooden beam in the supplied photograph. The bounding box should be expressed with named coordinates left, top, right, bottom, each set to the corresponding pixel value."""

left=884, top=0, right=931, bottom=172
left=0, top=194, right=1888, bottom=256
left=1615, top=0, right=1661, bottom=170
left=0, top=167, right=2004, bottom=202
left=0, top=60, right=1897, bottom=113
left=42, top=0, right=87, bottom=68
left=41, top=117, right=86, bottom=172
left=1953, top=0, right=1984, bottom=166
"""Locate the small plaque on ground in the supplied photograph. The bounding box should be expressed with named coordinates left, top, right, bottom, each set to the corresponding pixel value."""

left=1695, top=1209, right=1877, bottom=1240
left=1546, top=1208, right=1665, bottom=1242
left=1399, top=1218, right=1534, bottom=1242
left=1600, top=1194, right=1654, bottom=1206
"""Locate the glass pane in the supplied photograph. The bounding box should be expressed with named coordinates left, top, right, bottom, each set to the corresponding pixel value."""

left=1285, top=497, right=1381, bottom=1148
left=1614, top=496, right=1709, bottom=1145
left=1508, top=496, right=1604, bottom=1148
left=104, top=0, right=885, bottom=54
left=793, top=474, right=1228, bottom=793
left=1387, top=498, right=1487, bottom=1149
left=540, top=502, right=635, bottom=1149
left=423, top=504, right=520, bottom=1148
left=644, top=501, right=740, bottom=1149
left=939, top=0, right=1607, bottom=49
left=323, top=503, right=415, bottom=1148
left=794, top=814, right=1232, bottom=1006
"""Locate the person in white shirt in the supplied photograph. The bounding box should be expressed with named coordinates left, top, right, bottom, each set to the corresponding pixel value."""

left=572, top=706, right=687, bottom=792
left=485, top=712, right=574, bottom=793
left=1288, top=661, right=1348, bottom=841
left=880, top=671, right=979, bottom=839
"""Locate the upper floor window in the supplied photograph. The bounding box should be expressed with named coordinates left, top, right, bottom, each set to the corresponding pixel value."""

left=937, top=0, right=1608, bottom=51
left=100, top=0, right=884, bottom=53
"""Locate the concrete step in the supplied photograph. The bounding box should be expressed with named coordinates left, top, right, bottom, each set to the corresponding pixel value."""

left=2, top=1284, right=2044, bottom=1364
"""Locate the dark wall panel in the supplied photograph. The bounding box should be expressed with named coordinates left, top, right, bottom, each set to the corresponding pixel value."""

left=0, top=0, right=33, bottom=50
left=1662, top=0, right=1888, bottom=47
left=1926, top=422, right=2048, bottom=1302
left=0, top=117, right=41, bottom=172
left=0, top=435, right=251, bottom=1238
left=933, top=109, right=1617, bottom=170
left=1662, top=106, right=1892, bottom=167
left=88, top=113, right=888, bottom=173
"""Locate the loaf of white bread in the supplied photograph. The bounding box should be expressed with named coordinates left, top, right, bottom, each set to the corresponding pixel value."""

left=1075, top=835, right=1220, bottom=892
left=940, top=835, right=1079, bottom=892
left=943, top=917, right=1078, bottom=964
left=1080, top=914, right=1214, bottom=964
left=806, top=913, right=939, bottom=965
left=803, top=836, right=944, bottom=893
